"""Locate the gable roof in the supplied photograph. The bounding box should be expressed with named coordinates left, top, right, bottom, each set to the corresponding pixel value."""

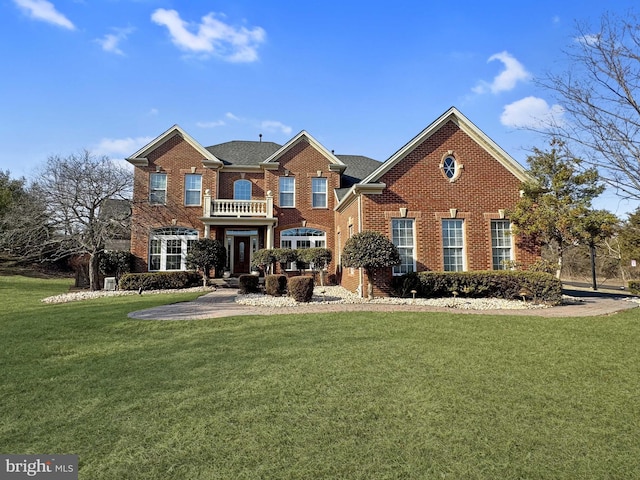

left=261, top=130, right=346, bottom=171
left=206, top=141, right=282, bottom=165
left=126, top=125, right=223, bottom=168
left=360, top=107, right=529, bottom=185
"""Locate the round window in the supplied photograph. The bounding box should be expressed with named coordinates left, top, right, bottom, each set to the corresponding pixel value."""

left=443, top=156, right=456, bottom=179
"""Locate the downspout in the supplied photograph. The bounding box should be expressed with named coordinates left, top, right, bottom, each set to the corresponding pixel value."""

left=358, top=192, right=364, bottom=298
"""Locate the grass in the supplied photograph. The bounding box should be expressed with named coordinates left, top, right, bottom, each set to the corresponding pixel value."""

left=1, top=275, right=639, bottom=479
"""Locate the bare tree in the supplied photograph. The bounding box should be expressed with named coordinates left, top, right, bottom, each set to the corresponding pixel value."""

left=2, top=151, right=132, bottom=290
left=539, top=11, right=640, bottom=201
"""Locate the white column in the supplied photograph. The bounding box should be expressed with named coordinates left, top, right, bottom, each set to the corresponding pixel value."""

left=266, top=224, right=274, bottom=249
left=203, top=189, right=212, bottom=217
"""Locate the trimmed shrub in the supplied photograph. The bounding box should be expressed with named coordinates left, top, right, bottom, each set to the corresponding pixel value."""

left=391, top=270, right=563, bottom=304
left=99, top=251, right=132, bottom=285
left=390, top=272, right=422, bottom=298
left=251, top=248, right=277, bottom=274
left=272, top=248, right=298, bottom=272
left=288, top=276, right=314, bottom=302
left=629, top=280, right=640, bottom=295
left=265, top=274, right=287, bottom=296
left=238, top=274, right=260, bottom=294
left=119, top=271, right=201, bottom=291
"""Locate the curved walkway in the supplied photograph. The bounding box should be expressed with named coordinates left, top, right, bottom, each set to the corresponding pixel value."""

left=128, top=288, right=639, bottom=321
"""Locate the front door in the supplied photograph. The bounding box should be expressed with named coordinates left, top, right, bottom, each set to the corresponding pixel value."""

left=233, top=236, right=250, bottom=274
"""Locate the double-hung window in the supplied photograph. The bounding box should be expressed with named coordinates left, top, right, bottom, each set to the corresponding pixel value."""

left=312, top=177, right=327, bottom=208
left=279, top=177, right=295, bottom=207
left=442, top=219, right=465, bottom=271
left=491, top=220, right=512, bottom=269
left=150, top=173, right=167, bottom=204
left=392, top=219, right=415, bottom=275
left=184, top=174, right=202, bottom=206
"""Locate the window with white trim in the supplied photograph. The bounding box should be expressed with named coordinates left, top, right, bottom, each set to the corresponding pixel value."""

left=148, top=227, right=198, bottom=271
left=280, top=227, right=326, bottom=269
left=312, top=177, right=327, bottom=208
left=443, top=156, right=456, bottom=179
left=442, top=219, right=465, bottom=271
left=279, top=177, right=295, bottom=207
left=392, top=219, right=415, bottom=275
left=150, top=173, right=167, bottom=204
left=234, top=179, right=252, bottom=200
left=491, top=220, right=513, bottom=270
left=184, top=174, right=202, bottom=206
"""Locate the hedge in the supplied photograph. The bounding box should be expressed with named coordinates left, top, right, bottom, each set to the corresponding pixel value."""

left=391, top=271, right=563, bottom=304
left=288, top=276, right=314, bottom=302
left=119, top=271, right=202, bottom=291
left=238, top=274, right=260, bottom=294
left=265, top=274, right=287, bottom=296
left=629, top=281, right=640, bottom=295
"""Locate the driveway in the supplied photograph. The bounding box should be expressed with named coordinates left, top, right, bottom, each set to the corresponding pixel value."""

left=127, top=287, right=639, bottom=321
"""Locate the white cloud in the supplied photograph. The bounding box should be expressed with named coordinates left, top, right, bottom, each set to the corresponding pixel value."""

left=260, top=120, right=292, bottom=135
left=500, top=96, right=565, bottom=128
left=148, top=108, right=159, bottom=116
left=225, top=112, right=241, bottom=121
left=552, top=15, right=560, bottom=25
left=151, top=8, right=266, bottom=62
left=196, top=120, right=226, bottom=128
left=93, top=136, right=154, bottom=158
left=576, top=33, right=600, bottom=46
left=95, top=27, right=134, bottom=55
left=13, top=0, right=75, bottom=30
left=473, top=51, right=531, bottom=94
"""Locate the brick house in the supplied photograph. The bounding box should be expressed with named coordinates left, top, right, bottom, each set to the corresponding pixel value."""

left=126, top=107, right=538, bottom=296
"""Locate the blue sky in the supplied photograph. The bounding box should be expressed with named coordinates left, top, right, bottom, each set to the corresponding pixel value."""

left=1, top=0, right=638, bottom=215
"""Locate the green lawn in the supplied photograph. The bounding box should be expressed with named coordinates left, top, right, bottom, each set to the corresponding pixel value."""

left=1, top=275, right=639, bottom=479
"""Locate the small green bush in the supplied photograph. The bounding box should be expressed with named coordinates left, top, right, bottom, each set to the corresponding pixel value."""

left=390, top=272, right=422, bottom=298
left=119, top=271, right=201, bottom=291
left=628, top=280, right=640, bottom=295
left=391, top=270, right=562, bottom=304
left=265, top=274, right=287, bottom=296
left=288, top=276, right=314, bottom=302
left=238, top=274, right=260, bottom=294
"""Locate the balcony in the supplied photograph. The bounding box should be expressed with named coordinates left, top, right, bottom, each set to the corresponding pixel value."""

left=203, top=190, right=273, bottom=218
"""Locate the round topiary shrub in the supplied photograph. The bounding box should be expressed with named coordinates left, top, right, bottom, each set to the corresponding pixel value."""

left=265, top=274, right=287, bottom=296
left=288, top=276, right=314, bottom=302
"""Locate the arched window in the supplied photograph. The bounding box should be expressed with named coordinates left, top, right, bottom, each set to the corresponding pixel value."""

left=280, top=227, right=326, bottom=270
left=149, top=227, right=198, bottom=271
left=234, top=180, right=252, bottom=200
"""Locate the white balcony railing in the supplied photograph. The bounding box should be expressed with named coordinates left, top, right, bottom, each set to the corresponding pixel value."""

left=203, top=190, right=273, bottom=218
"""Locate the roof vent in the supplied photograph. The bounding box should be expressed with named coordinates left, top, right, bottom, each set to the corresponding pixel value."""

left=259, top=133, right=262, bottom=143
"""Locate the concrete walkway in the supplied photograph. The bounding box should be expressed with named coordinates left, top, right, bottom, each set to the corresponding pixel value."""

left=127, top=287, right=639, bottom=321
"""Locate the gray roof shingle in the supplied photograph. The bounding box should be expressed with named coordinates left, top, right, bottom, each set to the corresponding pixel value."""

left=206, top=141, right=282, bottom=165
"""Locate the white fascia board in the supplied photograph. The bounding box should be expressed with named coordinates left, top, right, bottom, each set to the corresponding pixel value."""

left=334, top=182, right=386, bottom=212
left=125, top=124, right=223, bottom=168
left=360, top=107, right=530, bottom=185
left=262, top=130, right=346, bottom=167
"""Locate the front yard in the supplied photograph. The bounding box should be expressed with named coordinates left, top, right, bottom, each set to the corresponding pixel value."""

left=1, top=275, right=638, bottom=479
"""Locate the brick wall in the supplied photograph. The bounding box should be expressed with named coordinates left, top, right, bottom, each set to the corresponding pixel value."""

left=130, top=135, right=218, bottom=271
left=355, top=120, right=538, bottom=294
left=265, top=139, right=341, bottom=272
